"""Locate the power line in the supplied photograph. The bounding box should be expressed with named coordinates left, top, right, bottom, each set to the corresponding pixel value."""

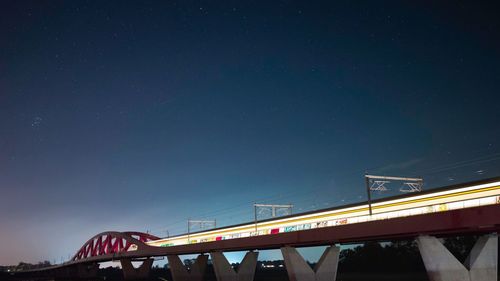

left=149, top=153, right=500, bottom=236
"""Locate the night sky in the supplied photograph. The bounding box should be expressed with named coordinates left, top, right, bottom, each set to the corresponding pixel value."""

left=1, top=1, right=500, bottom=265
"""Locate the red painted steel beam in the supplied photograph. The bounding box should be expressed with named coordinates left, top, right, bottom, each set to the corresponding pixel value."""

left=124, top=231, right=160, bottom=242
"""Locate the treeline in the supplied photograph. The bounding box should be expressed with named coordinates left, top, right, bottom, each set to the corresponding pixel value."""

left=0, top=260, right=52, bottom=272
left=339, top=236, right=477, bottom=273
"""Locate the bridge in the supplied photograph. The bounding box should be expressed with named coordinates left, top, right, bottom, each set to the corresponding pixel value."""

left=11, top=177, right=500, bottom=281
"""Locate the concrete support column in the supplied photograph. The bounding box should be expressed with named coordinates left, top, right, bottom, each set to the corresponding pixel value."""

left=210, top=251, right=259, bottom=281
left=417, top=234, right=497, bottom=281
left=61, top=266, right=74, bottom=279
left=76, top=262, right=99, bottom=279
left=167, top=254, right=208, bottom=281
left=120, top=258, right=154, bottom=280
left=51, top=263, right=97, bottom=280
left=281, top=245, right=340, bottom=281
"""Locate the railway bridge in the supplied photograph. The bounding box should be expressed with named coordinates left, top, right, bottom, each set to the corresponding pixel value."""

left=11, top=177, right=500, bottom=281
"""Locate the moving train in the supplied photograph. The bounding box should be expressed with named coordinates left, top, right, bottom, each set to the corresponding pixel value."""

left=147, top=178, right=500, bottom=248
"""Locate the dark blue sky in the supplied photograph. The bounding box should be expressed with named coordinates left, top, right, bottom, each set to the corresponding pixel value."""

left=1, top=1, right=500, bottom=264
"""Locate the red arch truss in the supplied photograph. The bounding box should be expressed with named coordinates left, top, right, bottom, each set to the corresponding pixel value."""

left=72, top=231, right=160, bottom=261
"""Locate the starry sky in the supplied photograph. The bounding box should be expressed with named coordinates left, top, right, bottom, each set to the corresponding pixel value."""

left=1, top=1, right=500, bottom=265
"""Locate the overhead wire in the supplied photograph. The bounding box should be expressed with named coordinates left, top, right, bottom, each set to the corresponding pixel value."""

left=150, top=152, right=500, bottom=236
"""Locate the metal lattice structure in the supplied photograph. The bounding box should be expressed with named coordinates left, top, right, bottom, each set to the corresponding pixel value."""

left=365, top=174, right=424, bottom=215
left=400, top=182, right=423, bottom=193
left=254, top=204, right=293, bottom=219
left=370, top=180, right=391, bottom=192
left=188, top=219, right=216, bottom=233
left=71, top=231, right=159, bottom=261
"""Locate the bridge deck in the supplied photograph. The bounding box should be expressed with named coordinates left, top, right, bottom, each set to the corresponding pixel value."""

left=148, top=202, right=500, bottom=255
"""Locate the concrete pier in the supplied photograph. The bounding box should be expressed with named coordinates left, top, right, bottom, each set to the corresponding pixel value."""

left=211, top=251, right=259, bottom=281
left=167, top=254, right=208, bottom=281
left=76, top=262, right=99, bottom=279
left=281, top=245, right=340, bottom=281
left=417, top=234, right=497, bottom=281
left=120, top=258, right=154, bottom=280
